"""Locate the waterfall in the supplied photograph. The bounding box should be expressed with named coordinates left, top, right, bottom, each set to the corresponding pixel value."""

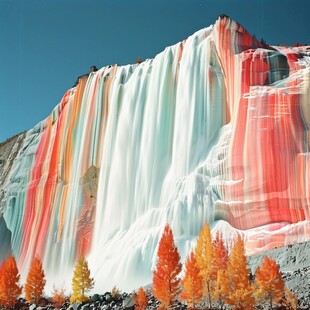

left=2, top=16, right=310, bottom=292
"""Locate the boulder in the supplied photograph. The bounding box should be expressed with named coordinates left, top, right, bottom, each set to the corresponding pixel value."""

left=122, top=295, right=135, bottom=309
left=104, top=292, right=112, bottom=302
left=91, top=294, right=100, bottom=302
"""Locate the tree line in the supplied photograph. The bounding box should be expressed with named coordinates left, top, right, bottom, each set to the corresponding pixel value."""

left=152, top=224, right=297, bottom=309
left=0, top=223, right=298, bottom=309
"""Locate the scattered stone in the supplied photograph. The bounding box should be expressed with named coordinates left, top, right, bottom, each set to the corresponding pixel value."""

left=122, top=295, right=134, bottom=309
left=104, top=292, right=112, bottom=302
left=81, top=304, right=91, bottom=310
left=67, top=303, right=81, bottom=310
left=91, top=294, right=100, bottom=302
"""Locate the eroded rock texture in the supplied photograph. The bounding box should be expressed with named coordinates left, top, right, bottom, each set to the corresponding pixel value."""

left=1, top=16, right=310, bottom=291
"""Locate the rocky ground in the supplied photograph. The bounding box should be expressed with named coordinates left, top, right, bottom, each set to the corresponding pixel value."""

left=8, top=292, right=184, bottom=310
left=8, top=278, right=310, bottom=310
left=248, top=240, right=310, bottom=309
left=282, top=266, right=310, bottom=309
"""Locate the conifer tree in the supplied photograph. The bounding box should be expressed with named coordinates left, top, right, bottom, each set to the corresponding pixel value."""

left=134, top=287, right=148, bottom=310
left=153, top=224, right=182, bottom=309
left=213, top=269, right=229, bottom=310
left=180, top=251, right=203, bottom=309
left=24, top=257, right=46, bottom=304
left=212, top=232, right=229, bottom=309
left=70, top=257, right=94, bottom=304
left=0, top=261, right=4, bottom=307
left=282, top=288, right=298, bottom=310
left=226, top=236, right=254, bottom=309
left=254, top=256, right=285, bottom=309
left=194, top=223, right=214, bottom=308
left=212, top=232, right=228, bottom=271
left=0, top=256, right=22, bottom=308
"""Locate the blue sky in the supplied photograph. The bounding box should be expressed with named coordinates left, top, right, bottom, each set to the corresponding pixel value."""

left=0, top=0, right=309, bottom=142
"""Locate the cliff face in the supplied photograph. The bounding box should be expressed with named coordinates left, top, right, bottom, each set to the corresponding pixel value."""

left=0, top=132, right=26, bottom=262
left=1, top=16, right=310, bottom=291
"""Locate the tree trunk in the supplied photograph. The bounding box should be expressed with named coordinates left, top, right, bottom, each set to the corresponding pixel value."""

left=207, top=281, right=212, bottom=309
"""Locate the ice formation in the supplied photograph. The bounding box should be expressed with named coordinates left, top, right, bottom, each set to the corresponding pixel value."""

left=1, top=16, right=310, bottom=291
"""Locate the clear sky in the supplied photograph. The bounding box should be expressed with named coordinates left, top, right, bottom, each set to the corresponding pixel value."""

left=0, top=0, right=309, bottom=142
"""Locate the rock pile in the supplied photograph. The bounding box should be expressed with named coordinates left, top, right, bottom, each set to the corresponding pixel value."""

left=11, top=291, right=189, bottom=310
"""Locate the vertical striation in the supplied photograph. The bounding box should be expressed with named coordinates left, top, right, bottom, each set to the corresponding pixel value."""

left=1, top=16, right=310, bottom=291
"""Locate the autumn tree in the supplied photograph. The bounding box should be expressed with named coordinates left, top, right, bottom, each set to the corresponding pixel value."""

left=0, top=261, right=4, bottom=307
left=212, top=232, right=228, bottom=271
left=213, top=269, right=230, bottom=310
left=70, top=257, right=94, bottom=304
left=0, top=256, right=22, bottom=308
left=111, top=286, right=121, bottom=299
left=153, top=224, right=182, bottom=309
left=134, top=287, right=148, bottom=310
left=254, top=256, right=285, bottom=309
left=51, top=284, right=67, bottom=309
left=194, top=223, right=214, bottom=308
left=282, top=288, right=298, bottom=310
left=180, top=251, right=203, bottom=309
left=24, top=257, right=46, bottom=304
left=211, top=232, right=229, bottom=308
left=226, top=236, right=254, bottom=309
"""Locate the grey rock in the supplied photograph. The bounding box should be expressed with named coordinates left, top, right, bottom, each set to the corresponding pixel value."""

left=104, top=292, right=112, bottom=302
left=68, top=303, right=81, bottom=310
left=91, top=294, right=100, bottom=302
left=81, top=304, right=91, bottom=310
left=122, top=296, right=135, bottom=309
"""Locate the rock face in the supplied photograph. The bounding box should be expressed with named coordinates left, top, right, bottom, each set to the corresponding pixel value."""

left=0, top=132, right=26, bottom=262
left=1, top=16, right=310, bottom=291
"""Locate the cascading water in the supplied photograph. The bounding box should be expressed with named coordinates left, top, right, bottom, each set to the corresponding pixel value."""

left=1, top=16, right=310, bottom=292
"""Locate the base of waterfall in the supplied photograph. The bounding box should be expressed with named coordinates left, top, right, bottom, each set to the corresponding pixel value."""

left=10, top=262, right=310, bottom=310
left=13, top=239, right=310, bottom=310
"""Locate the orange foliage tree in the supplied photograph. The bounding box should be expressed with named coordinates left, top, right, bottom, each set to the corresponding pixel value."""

left=254, top=256, right=285, bottom=309
left=194, top=223, right=214, bottom=308
left=213, top=269, right=230, bottom=310
left=153, top=224, right=182, bottom=309
left=0, top=256, right=22, bottom=308
left=51, top=284, right=67, bottom=309
left=226, top=236, right=254, bottom=309
left=180, top=251, right=203, bottom=309
left=134, top=287, right=148, bottom=310
left=283, top=288, right=298, bottom=310
left=0, top=261, right=4, bottom=307
left=212, top=232, right=228, bottom=271
left=212, top=232, right=229, bottom=309
left=24, top=257, right=46, bottom=304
